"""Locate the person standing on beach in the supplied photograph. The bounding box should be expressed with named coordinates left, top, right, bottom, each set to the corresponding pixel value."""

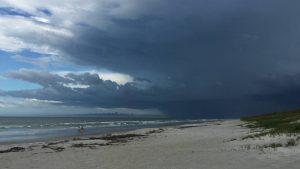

left=78, top=126, right=85, bottom=135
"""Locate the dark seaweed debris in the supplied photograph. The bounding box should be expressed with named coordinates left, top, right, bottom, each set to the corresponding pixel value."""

left=41, top=140, right=69, bottom=152
left=72, top=143, right=111, bottom=148
left=145, top=128, right=164, bottom=135
left=178, top=125, right=200, bottom=129
left=41, top=145, right=65, bottom=152
left=72, top=134, right=145, bottom=148
left=100, top=134, right=145, bottom=142
left=0, top=147, right=25, bottom=153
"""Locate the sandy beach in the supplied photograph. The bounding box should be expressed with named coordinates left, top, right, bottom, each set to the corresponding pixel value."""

left=1, top=120, right=300, bottom=169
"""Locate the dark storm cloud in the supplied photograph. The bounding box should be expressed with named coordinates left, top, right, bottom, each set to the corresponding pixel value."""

left=52, top=1, right=300, bottom=116
left=54, top=0, right=300, bottom=97
left=4, top=0, right=300, bottom=117
left=251, top=74, right=300, bottom=106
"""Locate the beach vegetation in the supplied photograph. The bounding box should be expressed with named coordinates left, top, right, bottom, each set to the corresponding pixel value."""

left=286, top=139, right=296, bottom=147
left=241, top=109, right=300, bottom=134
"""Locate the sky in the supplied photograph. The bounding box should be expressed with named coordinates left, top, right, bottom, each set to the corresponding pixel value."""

left=0, top=0, right=300, bottom=118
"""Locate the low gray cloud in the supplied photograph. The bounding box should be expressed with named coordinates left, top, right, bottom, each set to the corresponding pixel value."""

left=3, top=69, right=170, bottom=109
left=4, top=69, right=299, bottom=118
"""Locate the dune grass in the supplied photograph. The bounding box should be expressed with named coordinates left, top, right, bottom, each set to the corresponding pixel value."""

left=241, top=109, right=300, bottom=135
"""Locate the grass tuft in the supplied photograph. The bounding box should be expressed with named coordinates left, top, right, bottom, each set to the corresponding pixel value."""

left=286, top=139, right=297, bottom=147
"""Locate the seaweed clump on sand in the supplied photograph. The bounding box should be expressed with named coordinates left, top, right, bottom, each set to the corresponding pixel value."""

left=72, top=134, right=145, bottom=148
left=0, top=147, right=25, bottom=153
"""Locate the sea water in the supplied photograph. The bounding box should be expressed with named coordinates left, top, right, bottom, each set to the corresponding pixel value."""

left=0, top=116, right=209, bottom=142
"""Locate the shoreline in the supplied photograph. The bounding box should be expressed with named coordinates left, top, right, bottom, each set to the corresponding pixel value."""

left=1, top=119, right=300, bottom=169
left=0, top=119, right=221, bottom=145
left=0, top=120, right=223, bottom=151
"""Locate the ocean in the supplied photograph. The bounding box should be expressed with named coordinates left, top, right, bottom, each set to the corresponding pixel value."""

left=0, top=116, right=208, bottom=143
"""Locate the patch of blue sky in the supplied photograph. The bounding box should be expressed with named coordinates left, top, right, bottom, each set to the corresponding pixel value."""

left=18, top=50, right=45, bottom=58
left=16, top=50, right=97, bottom=71
left=37, top=8, right=52, bottom=16
left=0, top=50, right=43, bottom=91
left=0, top=51, right=36, bottom=71
left=0, top=50, right=95, bottom=72
left=0, top=7, right=32, bottom=17
left=0, top=78, right=41, bottom=91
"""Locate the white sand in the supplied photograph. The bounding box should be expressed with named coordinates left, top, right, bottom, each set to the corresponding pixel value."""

left=1, top=120, right=300, bottom=169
